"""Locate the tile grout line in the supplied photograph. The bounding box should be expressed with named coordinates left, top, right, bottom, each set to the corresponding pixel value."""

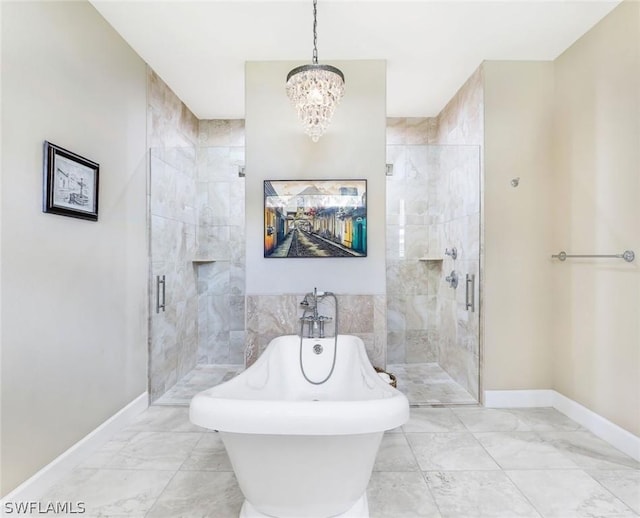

left=452, top=408, right=640, bottom=516
left=401, top=421, right=446, bottom=517
left=143, top=431, right=205, bottom=518
left=410, top=408, right=550, bottom=517
left=500, top=469, right=546, bottom=518
left=581, top=470, right=640, bottom=517
left=142, top=467, right=182, bottom=518
left=451, top=410, right=541, bottom=494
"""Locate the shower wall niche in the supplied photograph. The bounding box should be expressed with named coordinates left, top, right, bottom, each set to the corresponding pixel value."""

left=386, top=143, right=480, bottom=400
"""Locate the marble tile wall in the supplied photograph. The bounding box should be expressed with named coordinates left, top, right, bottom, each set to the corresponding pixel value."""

left=387, top=117, right=438, bottom=145
left=245, top=294, right=387, bottom=368
left=436, top=66, right=484, bottom=147
left=148, top=68, right=200, bottom=402
left=434, top=66, right=484, bottom=400
left=195, top=119, right=246, bottom=364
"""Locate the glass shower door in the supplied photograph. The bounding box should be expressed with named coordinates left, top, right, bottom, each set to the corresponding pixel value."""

left=385, top=144, right=481, bottom=405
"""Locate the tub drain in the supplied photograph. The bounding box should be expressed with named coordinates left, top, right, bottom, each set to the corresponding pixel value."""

left=313, top=343, right=323, bottom=354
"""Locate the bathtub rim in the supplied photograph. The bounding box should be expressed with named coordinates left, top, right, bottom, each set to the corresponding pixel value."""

left=190, top=391, right=409, bottom=435
left=190, top=333, right=410, bottom=435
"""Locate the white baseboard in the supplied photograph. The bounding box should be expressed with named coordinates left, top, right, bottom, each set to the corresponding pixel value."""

left=484, top=389, right=640, bottom=462
left=1, top=392, right=148, bottom=503
left=483, top=389, right=555, bottom=408
left=552, top=391, right=640, bottom=462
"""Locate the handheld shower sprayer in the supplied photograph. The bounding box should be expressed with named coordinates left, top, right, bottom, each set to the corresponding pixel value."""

left=298, top=287, right=340, bottom=385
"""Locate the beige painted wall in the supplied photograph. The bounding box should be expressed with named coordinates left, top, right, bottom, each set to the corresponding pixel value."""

left=245, top=60, right=386, bottom=295
left=552, top=0, right=640, bottom=436
left=1, top=2, right=148, bottom=495
left=482, top=61, right=556, bottom=391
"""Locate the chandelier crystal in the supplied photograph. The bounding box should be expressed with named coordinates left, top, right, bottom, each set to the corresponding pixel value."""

left=286, top=0, right=345, bottom=142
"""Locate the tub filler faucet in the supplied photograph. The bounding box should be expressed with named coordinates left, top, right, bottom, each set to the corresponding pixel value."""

left=300, top=288, right=334, bottom=338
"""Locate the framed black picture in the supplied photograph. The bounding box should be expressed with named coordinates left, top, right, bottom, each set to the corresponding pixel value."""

left=43, top=141, right=99, bottom=221
left=264, top=179, right=367, bottom=258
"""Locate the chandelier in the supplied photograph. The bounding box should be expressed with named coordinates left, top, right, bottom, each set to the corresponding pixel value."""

left=286, top=0, right=345, bottom=142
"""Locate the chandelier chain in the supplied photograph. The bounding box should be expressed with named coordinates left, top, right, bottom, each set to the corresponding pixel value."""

left=312, top=0, right=318, bottom=64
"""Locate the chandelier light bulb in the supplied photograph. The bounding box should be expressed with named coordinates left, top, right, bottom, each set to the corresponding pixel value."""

left=309, top=87, right=323, bottom=104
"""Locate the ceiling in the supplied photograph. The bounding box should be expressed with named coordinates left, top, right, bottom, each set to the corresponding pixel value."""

left=90, top=0, right=621, bottom=119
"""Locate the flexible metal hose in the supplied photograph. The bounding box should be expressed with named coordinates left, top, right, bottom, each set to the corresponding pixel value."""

left=299, top=292, right=338, bottom=385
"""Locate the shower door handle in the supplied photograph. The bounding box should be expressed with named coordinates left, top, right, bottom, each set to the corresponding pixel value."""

left=156, top=275, right=166, bottom=313
left=465, top=273, right=475, bottom=312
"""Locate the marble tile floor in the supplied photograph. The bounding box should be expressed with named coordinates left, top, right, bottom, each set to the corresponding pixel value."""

left=155, top=362, right=477, bottom=407
left=41, top=405, right=639, bottom=517
left=154, top=365, right=244, bottom=406
left=387, top=363, right=478, bottom=406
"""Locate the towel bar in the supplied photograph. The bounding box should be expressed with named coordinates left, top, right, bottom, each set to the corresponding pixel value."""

left=551, top=250, right=635, bottom=262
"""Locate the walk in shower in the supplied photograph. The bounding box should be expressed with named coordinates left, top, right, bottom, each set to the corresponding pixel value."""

left=385, top=144, right=481, bottom=405
left=147, top=141, right=481, bottom=407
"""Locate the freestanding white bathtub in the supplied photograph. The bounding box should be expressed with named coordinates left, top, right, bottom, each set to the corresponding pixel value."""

left=190, top=334, right=409, bottom=518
